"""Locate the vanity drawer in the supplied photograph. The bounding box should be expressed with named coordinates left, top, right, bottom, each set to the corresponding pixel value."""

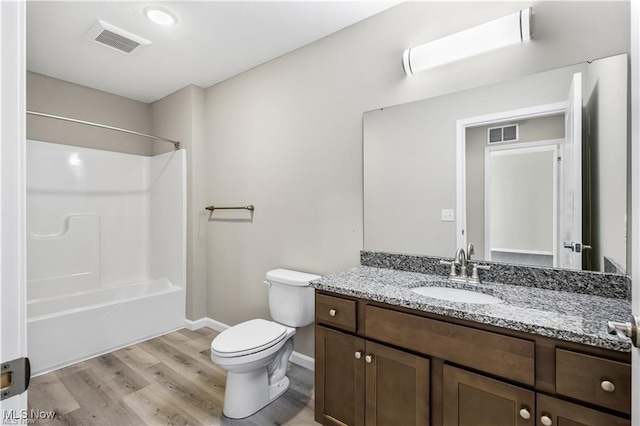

left=365, top=305, right=535, bottom=385
left=315, top=293, right=357, bottom=332
left=555, top=348, right=631, bottom=414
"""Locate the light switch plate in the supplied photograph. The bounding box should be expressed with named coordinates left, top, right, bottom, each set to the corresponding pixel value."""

left=441, top=209, right=455, bottom=222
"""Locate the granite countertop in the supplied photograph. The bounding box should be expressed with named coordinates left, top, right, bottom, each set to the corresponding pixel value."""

left=310, top=265, right=632, bottom=352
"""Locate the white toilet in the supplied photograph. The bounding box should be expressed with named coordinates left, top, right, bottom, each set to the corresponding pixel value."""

left=210, top=268, right=320, bottom=419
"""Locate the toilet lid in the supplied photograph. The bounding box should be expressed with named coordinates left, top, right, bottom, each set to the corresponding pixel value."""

left=211, top=319, right=288, bottom=357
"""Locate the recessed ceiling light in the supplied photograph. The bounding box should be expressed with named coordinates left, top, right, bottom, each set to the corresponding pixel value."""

left=144, top=6, right=177, bottom=26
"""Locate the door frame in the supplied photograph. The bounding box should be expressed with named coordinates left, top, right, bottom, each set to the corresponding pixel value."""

left=0, top=0, right=27, bottom=412
left=456, top=101, right=567, bottom=251
left=629, top=2, right=640, bottom=424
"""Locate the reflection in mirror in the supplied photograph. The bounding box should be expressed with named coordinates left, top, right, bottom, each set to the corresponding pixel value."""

left=363, top=54, right=628, bottom=273
left=467, top=135, right=560, bottom=268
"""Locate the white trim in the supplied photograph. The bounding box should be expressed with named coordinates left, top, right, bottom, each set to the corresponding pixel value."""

left=456, top=103, right=566, bottom=251
left=0, top=0, right=27, bottom=411
left=629, top=2, right=640, bottom=424
left=484, top=138, right=564, bottom=154
left=552, top=144, right=559, bottom=268
left=457, top=102, right=567, bottom=130
left=456, top=118, right=468, bottom=250
left=184, top=317, right=228, bottom=332
left=184, top=318, right=315, bottom=371
left=184, top=317, right=210, bottom=331
left=289, top=351, right=315, bottom=371
left=490, top=248, right=554, bottom=256
left=484, top=147, right=491, bottom=260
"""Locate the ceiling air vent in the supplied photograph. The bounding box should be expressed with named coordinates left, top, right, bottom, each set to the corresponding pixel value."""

left=85, top=20, right=151, bottom=55
left=488, top=124, right=519, bottom=144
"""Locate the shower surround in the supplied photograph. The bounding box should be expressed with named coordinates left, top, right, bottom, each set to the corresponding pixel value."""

left=26, top=140, right=185, bottom=375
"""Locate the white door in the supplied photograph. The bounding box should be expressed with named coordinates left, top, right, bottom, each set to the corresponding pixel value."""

left=0, top=0, right=28, bottom=414
left=559, top=72, right=583, bottom=269
left=631, top=3, right=640, bottom=424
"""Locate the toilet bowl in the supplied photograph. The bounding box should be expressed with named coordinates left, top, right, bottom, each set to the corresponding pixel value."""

left=211, top=319, right=296, bottom=418
left=210, top=269, right=320, bottom=419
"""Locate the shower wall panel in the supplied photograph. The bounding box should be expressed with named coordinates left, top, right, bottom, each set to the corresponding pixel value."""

left=27, top=140, right=155, bottom=300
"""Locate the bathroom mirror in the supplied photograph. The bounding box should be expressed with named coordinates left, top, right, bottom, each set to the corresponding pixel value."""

left=363, top=54, right=628, bottom=273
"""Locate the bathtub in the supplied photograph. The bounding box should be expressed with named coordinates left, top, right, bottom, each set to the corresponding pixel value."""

left=26, top=141, right=186, bottom=376
left=27, top=278, right=184, bottom=375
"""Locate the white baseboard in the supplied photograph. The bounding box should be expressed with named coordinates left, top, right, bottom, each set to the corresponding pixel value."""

left=184, top=317, right=228, bottom=332
left=185, top=317, right=315, bottom=371
left=184, top=317, right=209, bottom=331
left=289, top=350, right=315, bottom=371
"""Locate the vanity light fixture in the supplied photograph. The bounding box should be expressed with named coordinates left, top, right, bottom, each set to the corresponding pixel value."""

left=144, top=6, right=177, bottom=26
left=403, top=7, right=532, bottom=75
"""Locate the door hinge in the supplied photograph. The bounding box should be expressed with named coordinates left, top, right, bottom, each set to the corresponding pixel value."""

left=1, top=357, right=30, bottom=400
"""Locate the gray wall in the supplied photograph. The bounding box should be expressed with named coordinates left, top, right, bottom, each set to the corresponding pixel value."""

left=26, top=72, right=152, bottom=155
left=26, top=1, right=631, bottom=359
left=583, top=54, right=628, bottom=272
left=150, top=86, right=208, bottom=321
left=204, top=1, right=629, bottom=357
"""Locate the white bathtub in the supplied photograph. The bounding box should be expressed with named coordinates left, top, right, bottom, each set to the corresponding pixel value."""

left=27, top=278, right=184, bottom=375
left=26, top=142, right=186, bottom=376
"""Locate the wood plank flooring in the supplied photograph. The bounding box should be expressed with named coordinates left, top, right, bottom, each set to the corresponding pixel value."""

left=28, top=327, right=316, bottom=425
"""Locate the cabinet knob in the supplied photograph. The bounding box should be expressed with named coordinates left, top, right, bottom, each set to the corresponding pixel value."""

left=519, top=408, right=531, bottom=420
left=540, top=415, right=553, bottom=426
left=329, top=309, right=336, bottom=317
left=354, top=351, right=362, bottom=360
left=365, top=355, right=373, bottom=364
left=600, top=380, right=615, bottom=392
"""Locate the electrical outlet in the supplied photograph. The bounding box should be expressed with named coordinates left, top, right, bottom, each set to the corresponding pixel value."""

left=441, top=209, right=454, bottom=222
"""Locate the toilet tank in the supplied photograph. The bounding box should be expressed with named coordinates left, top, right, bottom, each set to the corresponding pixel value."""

left=266, top=269, right=320, bottom=327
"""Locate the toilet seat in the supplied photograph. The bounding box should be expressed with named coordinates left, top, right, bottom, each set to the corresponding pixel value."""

left=211, top=319, right=288, bottom=358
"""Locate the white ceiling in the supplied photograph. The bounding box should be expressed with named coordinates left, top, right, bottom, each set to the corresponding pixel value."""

left=27, top=1, right=399, bottom=103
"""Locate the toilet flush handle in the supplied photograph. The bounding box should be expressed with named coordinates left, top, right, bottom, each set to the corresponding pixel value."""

left=263, top=280, right=272, bottom=287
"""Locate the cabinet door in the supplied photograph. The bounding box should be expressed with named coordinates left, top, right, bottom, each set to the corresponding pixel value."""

left=536, top=394, right=630, bottom=426
left=315, top=325, right=365, bottom=426
left=364, top=341, right=429, bottom=426
left=443, top=365, right=535, bottom=426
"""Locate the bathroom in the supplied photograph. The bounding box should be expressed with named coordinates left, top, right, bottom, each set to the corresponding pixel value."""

left=1, top=0, right=639, bottom=425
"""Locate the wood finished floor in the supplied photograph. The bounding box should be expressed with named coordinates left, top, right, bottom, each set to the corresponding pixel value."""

left=28, top=327, right=316, bottom=425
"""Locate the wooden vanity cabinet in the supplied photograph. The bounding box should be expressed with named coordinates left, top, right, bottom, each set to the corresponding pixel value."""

left=315, top=293, right=430, bottom=426
left=443, top=365, right=535, bottom=426
left=315, top=325, right=430, bottom=426
left=315, top=326, right=364, bottom=426
left=364, top=340, right=430, bottom=426
left=536, top=394, right=630, bottom=426
left=314, top=291, right=631, bottom=426
left=554, top=349, right=631, bottom=414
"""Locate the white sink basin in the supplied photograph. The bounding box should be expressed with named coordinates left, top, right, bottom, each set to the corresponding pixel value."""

left=411, top=286, right=503, bottom=304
